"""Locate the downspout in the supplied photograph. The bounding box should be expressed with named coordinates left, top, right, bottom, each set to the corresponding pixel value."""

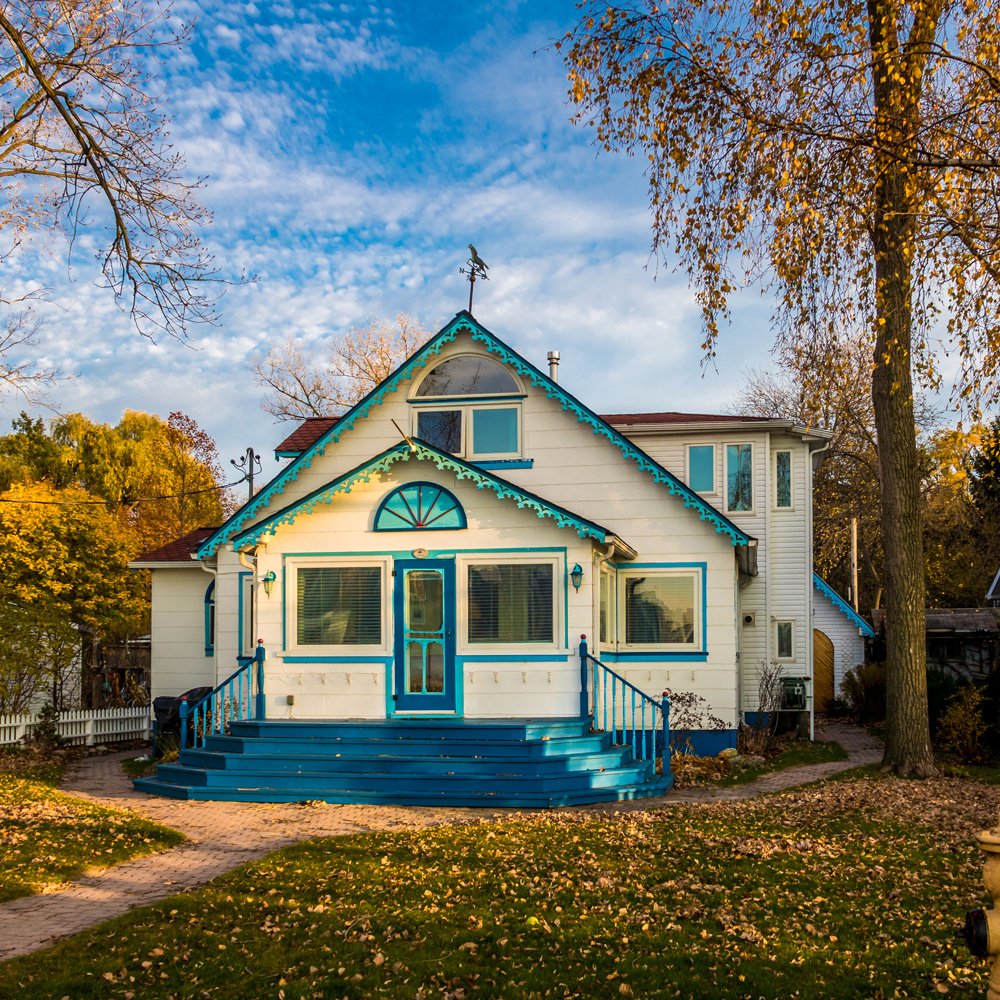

left=195, top=557, right=218, bottom=684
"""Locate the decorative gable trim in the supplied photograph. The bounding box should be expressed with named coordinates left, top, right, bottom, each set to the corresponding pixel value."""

left=229, top=439, right=619, bottom=550
left=198, top=311, right=751, bottom=558
left=814, top=574, right=875, bottom=638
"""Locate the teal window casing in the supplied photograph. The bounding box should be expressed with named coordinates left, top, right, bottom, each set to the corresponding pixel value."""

left=374, top=482, right=466, bottom=532
left=687, top=444, right=715, bottom=493
left=203, top=580, right=216, bottom=656
left=726, top=443, right=754, bottom=513
left=775, top=450, right=792, bottom=509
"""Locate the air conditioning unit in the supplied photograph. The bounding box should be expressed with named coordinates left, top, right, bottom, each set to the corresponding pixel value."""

left=742, top=612, right=757, bottom=627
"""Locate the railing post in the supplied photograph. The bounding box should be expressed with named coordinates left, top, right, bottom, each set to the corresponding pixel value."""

left=179, top=699, right=188, bottom=752
left=254, top=640, right=266, bottom=720
left=660, top=692, right=670, bottom=772
left=578, top=634, right=589, bottom=719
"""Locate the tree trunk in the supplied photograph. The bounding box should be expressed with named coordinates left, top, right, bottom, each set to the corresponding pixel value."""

left=868, top=0, right=936, bottom=776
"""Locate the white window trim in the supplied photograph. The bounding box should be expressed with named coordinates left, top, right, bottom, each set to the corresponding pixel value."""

left=412, top=401, right=523, bottom=460
left=775, top=620, right=795, bottom=661
left=599, top=565, right=616, bottom=650
left=456, top=553, right=563, bottom=655
left=725, top=441, right=755, bottom=515
left=773, top=449, right=794, bottom=510
left=283, top=557, right=392, bottom=657
left=617, top=567, right=704, bottom=653
left=686, top=443, right=717, bottom=495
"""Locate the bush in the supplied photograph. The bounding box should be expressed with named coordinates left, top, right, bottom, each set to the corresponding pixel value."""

left=926, top=667, right=961, bottom=735
left=842, top=662, right=886, bottom=723
left=936, top=684, right=989, bottom=764
left=30, top=702, right=64, bottom=751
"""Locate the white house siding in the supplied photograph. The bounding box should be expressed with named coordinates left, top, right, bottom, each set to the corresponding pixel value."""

left=148, top=568, right=214, bottom=699
left=813, top=591, right=867, bottom=696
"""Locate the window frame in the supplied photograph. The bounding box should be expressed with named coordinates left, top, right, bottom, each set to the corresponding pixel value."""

left=283, top=557, right=391, bottom=657
left=599, top=565, right=616, bottom=650
left=412, top=400, right=523, bottom=460
left=774, top=449, right=793, bottom=510
left=725, top=442, right=755, bottom=514
left=411, top=353, right=525, bottom=400
left=457, top=553, right=562, bottom=654
left=617, top=565, right=705, bottom=653
left=686, top=443, right=717, bottom=494
left=775, top=620, right=795, bottom=661
left=204, top=580, right=216, bottom=657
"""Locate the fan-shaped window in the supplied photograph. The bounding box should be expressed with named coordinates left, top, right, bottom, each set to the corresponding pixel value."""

left=415, top=356, right=520, bottom=397
left=374, top=483, right=467, bottom=531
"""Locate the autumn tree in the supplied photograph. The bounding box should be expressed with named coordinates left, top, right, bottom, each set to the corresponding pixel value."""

left=251, top=315, right=428, bottom=421
left=565, top=0, right=1000, bottom=775
left=0, top=1, right=214, bottom=340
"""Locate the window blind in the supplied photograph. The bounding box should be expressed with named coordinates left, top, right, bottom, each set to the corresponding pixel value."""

left=297, top=567, right=381, bottom=645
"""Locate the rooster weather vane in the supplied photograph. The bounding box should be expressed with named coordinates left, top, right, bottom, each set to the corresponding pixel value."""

left=460, top=243, right=489, bottom=314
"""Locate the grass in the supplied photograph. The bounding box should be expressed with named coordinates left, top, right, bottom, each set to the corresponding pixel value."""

left=0, top=757, right=184, bottom=903
left=0, top=773, right=990, bottom=998
left=719, top=738, right=848, bottom=786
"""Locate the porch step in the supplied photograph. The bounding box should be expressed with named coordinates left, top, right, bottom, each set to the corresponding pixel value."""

left=135, top=718, right=673, bottom=808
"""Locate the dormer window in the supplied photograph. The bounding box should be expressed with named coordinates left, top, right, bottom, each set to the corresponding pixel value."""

left=411, top=355, right=524, bottom=460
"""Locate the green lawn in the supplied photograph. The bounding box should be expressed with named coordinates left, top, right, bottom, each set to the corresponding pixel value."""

left=0, top=773, right=989, bottom=998
left=0, top=769, right=184, bottom=902
left=720, top=738, right=848, bottom=786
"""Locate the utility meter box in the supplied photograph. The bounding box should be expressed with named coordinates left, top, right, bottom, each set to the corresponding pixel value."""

left=781, top=676, right=808, bottom=711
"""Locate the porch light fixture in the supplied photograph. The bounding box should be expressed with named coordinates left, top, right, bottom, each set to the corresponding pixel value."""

left=261, top=570, right=277, bottom=597
left=570, top=563, right=584, bottom=592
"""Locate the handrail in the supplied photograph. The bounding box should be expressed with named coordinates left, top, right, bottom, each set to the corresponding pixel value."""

left=179, top=642, right=266, bottom=751
left=579, top=636, right=670, bottom=767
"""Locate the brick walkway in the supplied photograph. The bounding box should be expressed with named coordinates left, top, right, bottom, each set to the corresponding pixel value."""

left=0, top=719, right=881, bottom=961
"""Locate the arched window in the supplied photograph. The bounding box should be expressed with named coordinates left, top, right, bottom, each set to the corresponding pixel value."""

left=204, top=580, right=216, bottom=657
left=374, top=483, right=466, bottom=531
left=411, top=355, right=523, bottom=459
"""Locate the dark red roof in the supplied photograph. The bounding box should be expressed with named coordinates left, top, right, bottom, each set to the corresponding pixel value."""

left=602, top=411, right=771, bottom=425
left=134, top=527, right=217, bottom=563
left=275, top=417, right=338, bottom=454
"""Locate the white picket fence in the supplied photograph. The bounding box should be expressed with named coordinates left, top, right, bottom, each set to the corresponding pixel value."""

left=0, top=706, right=152, bottom=747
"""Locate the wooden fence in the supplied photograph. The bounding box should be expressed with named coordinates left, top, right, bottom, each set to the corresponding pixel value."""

left=0, top=706, right=152, bottom=747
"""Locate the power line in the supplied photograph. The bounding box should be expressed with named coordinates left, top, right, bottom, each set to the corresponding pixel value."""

left=0, top=478, right=246, bottom=506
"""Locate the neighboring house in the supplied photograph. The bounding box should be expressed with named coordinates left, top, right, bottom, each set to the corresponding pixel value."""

left=986, top=567, right=1000, bottom=608
left=871, top=607, right=1000, bottom=683
left=812, top=575, right=875, bottom=708
left=131, top=311, right=831, bottom=805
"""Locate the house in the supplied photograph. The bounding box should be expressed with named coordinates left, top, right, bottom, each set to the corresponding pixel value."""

left=811, top=575, right=875, bottom=709
left=131, top=311, right=831, bottom=806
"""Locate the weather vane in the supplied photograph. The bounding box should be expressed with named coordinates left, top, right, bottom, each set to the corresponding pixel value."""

left=459, top=243, right=489, bottom=314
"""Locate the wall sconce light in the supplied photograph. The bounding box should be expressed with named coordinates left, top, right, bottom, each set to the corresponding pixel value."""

left=570, top=563, right=584, bottom=592
left=261, top=570, right=277, bottom=598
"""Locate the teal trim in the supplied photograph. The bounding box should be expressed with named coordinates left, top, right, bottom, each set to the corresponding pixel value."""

left=374, top=481, right=466, bottom=532
left=274, top=450, right=298, bottom=459
left=203, top=580, right=216, bottom=657
left=456, top=654, right=571, bottom=664
left=232, top=441, right=613, bottom=549
left=814, top=574, right=875, bottom=638
left=197, top=311, right=751, bottom=559
left=282, top=656, right=394, bottom=664
left=600, top=652, right=709, bottom=663
left=475, top=459, right=534, bottom=470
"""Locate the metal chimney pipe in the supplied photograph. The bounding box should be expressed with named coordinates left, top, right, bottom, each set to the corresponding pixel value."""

left=547, top=350, right=560, bottom=382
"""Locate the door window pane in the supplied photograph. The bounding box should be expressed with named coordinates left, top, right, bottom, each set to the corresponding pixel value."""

left=416, top=410, right=462, bottom=453
left=406, top=570, right=443, bottom=632
left=467, top=564, right=553, bottom=643
left=688, top=445, right=715, bottom=492
left=727, top=443, right=753, bottom=511
left=623, top=574, right=696, bottom=645
left=297, top=567, right=381, bottom=645
left=776, top=451, right=792, bottom=508
left=472, top=407, right=518, bottom=455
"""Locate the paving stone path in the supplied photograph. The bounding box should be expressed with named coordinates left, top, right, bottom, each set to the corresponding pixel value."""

left=0, top=719, right=881, bottom=961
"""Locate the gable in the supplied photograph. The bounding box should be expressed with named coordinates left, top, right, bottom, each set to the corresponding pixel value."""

left=814, top=574, right=875, bottom=638
left=199, top=311, right=752, bottom=559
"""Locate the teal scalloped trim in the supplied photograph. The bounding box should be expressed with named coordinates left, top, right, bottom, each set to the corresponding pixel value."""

left=230, top=440, right=611, bottom=550
left=813, top=573, right=875, bottom=638
left=199, top=310, right=749, bottom=558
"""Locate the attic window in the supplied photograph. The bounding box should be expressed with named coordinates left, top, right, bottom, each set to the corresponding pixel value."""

left=374, top=483, right=466, bottom=531
left=414, top=356, right=520, bottom=397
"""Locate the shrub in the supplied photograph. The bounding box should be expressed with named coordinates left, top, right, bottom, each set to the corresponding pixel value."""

left=926, top=667, right=961, bottom=735
left=842, top=662, right=886, bottom=723
left=30, top=702, right=64, bottom=751
left=936, top=685, right=989, bottom=764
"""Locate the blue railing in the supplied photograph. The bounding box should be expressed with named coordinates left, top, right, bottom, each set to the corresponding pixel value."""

left=179, top=642, right=265, bottom=751
left=579, top=636, right=670, bottom=767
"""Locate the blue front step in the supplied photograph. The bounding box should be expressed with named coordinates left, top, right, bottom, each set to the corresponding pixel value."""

left=135, top=718, right=673, bottom=808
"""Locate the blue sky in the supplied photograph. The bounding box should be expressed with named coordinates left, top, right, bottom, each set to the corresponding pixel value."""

left=5, top=0, right=779, bottom=483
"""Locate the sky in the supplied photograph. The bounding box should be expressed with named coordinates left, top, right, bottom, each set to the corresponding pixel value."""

left=5, top=0, right=782, bottom=486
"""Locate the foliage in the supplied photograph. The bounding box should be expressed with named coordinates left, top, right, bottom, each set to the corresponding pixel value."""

left=842, top=663, right=887, bottom=724
left=738, top=659, right=784, bottom=756
left=29, top=701, right=63, bottom=750
left=0, top=480, right=145, bottom=638
left=0, top=775, right=992, bottom=997
left=936, top=685, right=990, bottom=765
left=672, top=738, right=847, bottom=788
left=0, top=0, right=215, bottom=339
left=251, top=315, right=429, bottom=420
left=663, top=687, right=728, bottom=745
left=0, top=600, right=79, bottom=713
left=0, top=769, right=183, bottom=902
left=926, top=666, right=962, bottom=737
